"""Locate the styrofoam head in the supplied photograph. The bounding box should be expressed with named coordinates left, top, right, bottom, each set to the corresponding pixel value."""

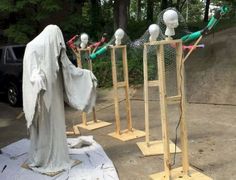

left=163, top=9, right=179, bottom=37
left=163, top=9, right=178, bottom=29
left=148, top=24, right=160, bottom=42
left=114, top=28, right=125, bottom=45
left=80, top=33, right=89, bottom=44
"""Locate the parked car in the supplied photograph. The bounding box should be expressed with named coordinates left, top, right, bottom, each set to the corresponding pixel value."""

left=0, top=45, right=25, bottom=106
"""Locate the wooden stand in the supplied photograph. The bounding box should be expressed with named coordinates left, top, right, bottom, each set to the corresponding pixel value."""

left=69, top=47, right=111, bottom=133
left=108, top=45, right=145, bottom=141
left=141, top=40, right=212, bottom=180
left=137, top=40, right=181, bottom=156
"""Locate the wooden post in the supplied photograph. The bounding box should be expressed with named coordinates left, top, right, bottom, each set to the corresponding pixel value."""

left=149, top=39, right=213, bottom=180
left=111, top=47, right=121, bottom=135
left=143, top=44, right=150, bottom=146
left=176, top=42, right=190, bottom=175
left=137, top=41, right=181, bottom=156
left=157, top=44, right=171, bottom=179
left=72, top=47, right=111, bottom=131
left=108, top=45, right=145, bottom=141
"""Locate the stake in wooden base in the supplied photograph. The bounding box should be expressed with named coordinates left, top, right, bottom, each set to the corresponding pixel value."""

left=150, top=167, right=213, bottom=180
left=108, top=128, right=145, bottom=141
left=77, top=120, right=112, bottom=130
left=136, top=140, right=181, bottom=156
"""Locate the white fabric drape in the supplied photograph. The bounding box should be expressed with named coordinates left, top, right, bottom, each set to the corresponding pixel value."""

left=22, top=24, right=97, bottom=173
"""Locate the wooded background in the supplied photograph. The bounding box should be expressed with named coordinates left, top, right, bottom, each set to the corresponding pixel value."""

left=0, top=0, right=235, bottom=44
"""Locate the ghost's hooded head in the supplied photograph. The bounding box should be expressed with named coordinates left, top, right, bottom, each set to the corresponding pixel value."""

left=32, top=25, right=66, bottom=77
left=23, top=25, right=68, bottom=113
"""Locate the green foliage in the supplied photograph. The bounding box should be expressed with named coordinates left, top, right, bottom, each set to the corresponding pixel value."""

left=0, top=0, right=62, bottom=44
left=0, top=0, right=235, bottom=87
left=4, top=22, right=36, bottom=43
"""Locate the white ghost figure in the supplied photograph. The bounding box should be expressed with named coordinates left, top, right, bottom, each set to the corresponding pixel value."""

left=114, top=28, right=125, bottom=46
left=80, top=33, right=89, bottom=49
left=163, top=9, right=179, bottom=38
left=148, top=24, right=160, bottom=42
left=23, top=25, right=97, bottom=174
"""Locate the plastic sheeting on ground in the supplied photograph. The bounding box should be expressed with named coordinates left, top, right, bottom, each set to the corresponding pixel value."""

left=0, top=136, right=119, bottom=180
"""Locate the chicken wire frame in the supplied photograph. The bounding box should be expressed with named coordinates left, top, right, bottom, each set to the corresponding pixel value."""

left=73, top=47, right=111, bottom=131
left=108, top=45, right=145, bottom=141
left=141, top=39, right=212, bottom=180
left=136, top=40, right=181, bottom=156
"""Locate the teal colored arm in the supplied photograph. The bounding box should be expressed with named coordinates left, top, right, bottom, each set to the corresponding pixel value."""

left=181, top=5, right=229, bottom=44
left=181, top=31, right=201, bottom=43
left=90, top=46, right=108, bottom=60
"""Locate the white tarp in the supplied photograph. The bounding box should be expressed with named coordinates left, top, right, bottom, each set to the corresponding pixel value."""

left=0, top=136, right=119, bottom=180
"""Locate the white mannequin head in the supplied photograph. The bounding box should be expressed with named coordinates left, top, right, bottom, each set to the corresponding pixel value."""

left=114, top=28, right=125, bottom=46
left=80, top=33, right=89, bottom=49
left=148, top=24, right=160, bottom=42
left=163, top=9, right=179, bottom=38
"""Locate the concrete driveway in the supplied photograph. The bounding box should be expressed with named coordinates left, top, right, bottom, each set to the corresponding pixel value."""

left=0, top=87, right=236, bottom=180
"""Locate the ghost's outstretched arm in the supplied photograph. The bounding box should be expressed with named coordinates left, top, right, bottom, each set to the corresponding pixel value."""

left=60, top=50, right=97, bottom=112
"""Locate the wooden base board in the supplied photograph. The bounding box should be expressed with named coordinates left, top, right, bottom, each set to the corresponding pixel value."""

left=150, top=167, right=213, bottom=180
left=136, top=140, right=181, bottom=156
left=77, top=120, right=112, bottom=130
left=22, top=160, right=81, bottom=177
left=108, top=128, right=145, bottom=141
left=66, top=125, right=80, bottom=135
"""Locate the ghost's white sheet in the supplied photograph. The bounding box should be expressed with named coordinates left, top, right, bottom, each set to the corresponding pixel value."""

left=0, top=137, right=119, bottom=180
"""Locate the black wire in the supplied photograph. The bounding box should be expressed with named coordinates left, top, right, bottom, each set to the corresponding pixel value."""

left=171, top=50, right=184, bottom=167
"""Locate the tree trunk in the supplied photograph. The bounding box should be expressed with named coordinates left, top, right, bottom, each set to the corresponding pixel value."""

left=127, top=0, right=131, bottom=20
left=147, top=0, right=154, bottom=24
left=161, top=0, right=168, bottom=11
left=113, top=0, right=128, bottom=31
left=137, top=0, right=141, bottom=21
left=113, top=0, right=119, bottom=30
left=204, top=0, right=210, bottom=22
left=91, top=0, right=102, bottom=37
left=176, top=0, right=181, bottom=10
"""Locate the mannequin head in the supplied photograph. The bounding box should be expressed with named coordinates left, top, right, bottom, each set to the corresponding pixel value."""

left=148, top=24, right=160, bottom=42
left=80, top=33, right=89, bottom=49
left=114, top=28, right=125, bottom=46
left=163, top=9, right=179, bottom=38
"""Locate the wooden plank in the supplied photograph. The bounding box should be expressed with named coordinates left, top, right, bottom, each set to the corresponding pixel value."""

left=176, top=42, right=190, bottom=175
left=22, top=160, right=81, bottom=177
left=73, top=125, right=80, bottom=135
left=137, top=140, right=181, bottom=156
left=167, top=95, right=181, bottom=104
left=76, top=50, right=82, bottom=68
left=122, top=46, right=132, bottom=131
left=148, top=80, right=159, bottom=87
left=143, top=44, right=150, bottom=145
left=111, top=47, right=121, bottom=135
left=157, top=44, right=171, bottom=180
left=92, top=107, right=97, bottom=123
left=82, top=112, right=87, bottom=126
left=145, top=39, right=182, bottom=46
left=109, top=45, right=126, bottom=49
left=77, top=120, right=112, bottom=130
left=183, top=36, right=202, bottom=63
left=117, top=81, right=126, bottom=88
left=108, top=128, right=145, bottom=141
left=150, top=167, right=213, bottom=180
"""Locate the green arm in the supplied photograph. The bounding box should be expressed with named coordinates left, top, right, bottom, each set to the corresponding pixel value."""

left=181, top=5, right=229, bottom=44
left=89, top=46, right=108, bottom=60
